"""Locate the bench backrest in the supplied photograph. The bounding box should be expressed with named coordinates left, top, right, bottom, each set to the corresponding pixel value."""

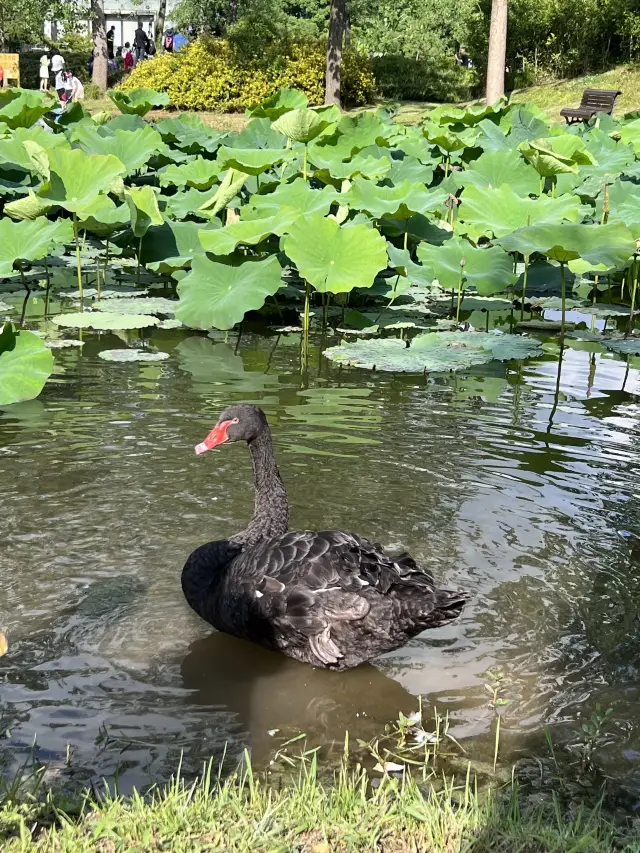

left=579, top=88, right=622, bottom=111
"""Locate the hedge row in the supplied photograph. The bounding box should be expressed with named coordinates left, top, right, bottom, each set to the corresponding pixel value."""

left=371, top=55, right=476, bottom=103
left=121, top=37, right=376, bottom=110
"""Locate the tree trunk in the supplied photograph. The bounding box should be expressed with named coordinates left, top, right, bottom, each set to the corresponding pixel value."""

left=485, top=0, right=508, bottom=104
left=325, top=0, right=346, bottom=105
left=155, top=0, right=167, bottom=42
left=92, top=0, right=108, bottom=92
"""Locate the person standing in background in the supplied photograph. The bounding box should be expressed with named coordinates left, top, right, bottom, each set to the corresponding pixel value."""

left=134, top=21, right=149, bottom=64
left=123, top=42, right=134, bottom=71
left=107, top=25, right=116, bottom=60
left=39, top=52, right=50, bottom=91
left=163, top=28, right=174, bottom=53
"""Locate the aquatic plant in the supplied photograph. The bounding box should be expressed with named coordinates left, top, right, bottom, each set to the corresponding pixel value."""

left=1, top=86, right=640, bottom=402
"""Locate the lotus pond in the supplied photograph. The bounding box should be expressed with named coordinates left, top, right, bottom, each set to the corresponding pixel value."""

left=1, top=86, right=640, bottom=807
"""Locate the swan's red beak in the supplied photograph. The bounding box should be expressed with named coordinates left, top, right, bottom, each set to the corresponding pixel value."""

left=195, top=420, right=234, bottom=455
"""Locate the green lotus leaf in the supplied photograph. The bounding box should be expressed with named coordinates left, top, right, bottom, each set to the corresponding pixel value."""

left=77, top=196, right=130, bottom=235
left=0, top=126, right=67, bottom=175
left=162, top=187, right=216, bottom=220
left=458, top=184, right=582, bottom=238
left=246, top=88, right=309, bottom=120
left=386, top=156, right=433, bottom=186
left=0, top=89, right=56, bottom=130
left=309, top=151, right=391, bottom=182
left=603, top=337, right=640, bottom=355
left=52, top=312, right=160, bottom=330
left=4, top=191, right=54, bottom=221
left=217, top=146, right=295, bottom=176
left=98, top=349, right=169, bottom=362
left=334, top=111, right=391, bottom=154
left=141, top=220, right=218, bottom=271
left=125, top=186, right=164, bottom=239
left=519, top=136, right=596, bottom=178
left=232, top=117, right=286, bottom=150
left=387, top=245, right=436, bottom=291
left=475, top=119, right=511, bottom=151
left=155, top=116, right=223, bottom=154
left=107, top=88, right=170, bottom=117
left=0, top=218, right=73, bottom=276
left=344, top=177, right=447, bottom=220
left=577, top=303, right=631, bottom=318
left=73, top=125, right=164, bottom=175
left=198, top=168, right=248, bottom=215
left=507, top=106, right=550, bottom=146
left=595, top=180, right=640, bottom=234
left=430, top=100, right=508, bottom=127
left=422, top=121, right=471, bottom=154
left=498, top=222, right=636, bottom=268
left=38, top=148, right=127, bottom=213
left=242, top=178, right=338, bottom=220
left=95, top=297, right=177, bottom=315
left=454, top=149, right=539, bottom=196
left=272, top=108, right=335, bottom=144
left=102, top=114, right=148, bottom=133
left=323, top=330, right=542, bottom=372
left=283, top=214, right=387, bottom=294
left=200, top=208, right=297, bottom=255
left=176, top=253, right=283, bottom=330
left=0, top=322, right=54, bottom=404
left=417, top=238, right=517, bottom=295
left=616, top=118, right=640, bottom=155
left=159, top=157, right=221, bottom=190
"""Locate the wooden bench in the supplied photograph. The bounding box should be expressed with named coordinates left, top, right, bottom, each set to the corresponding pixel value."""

left=560, top=88, right=622, bottom=124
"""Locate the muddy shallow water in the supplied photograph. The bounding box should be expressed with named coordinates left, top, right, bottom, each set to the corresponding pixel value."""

left=1, top=315, right=640, bottom=799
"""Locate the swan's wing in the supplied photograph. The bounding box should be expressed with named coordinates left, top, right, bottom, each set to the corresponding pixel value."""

left=236, top=530, right=432, bottom=665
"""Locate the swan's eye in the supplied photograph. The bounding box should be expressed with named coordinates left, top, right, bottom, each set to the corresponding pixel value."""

left=231, top=417, right=239, bottom=424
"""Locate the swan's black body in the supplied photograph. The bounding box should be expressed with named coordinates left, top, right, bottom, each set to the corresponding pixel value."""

left=182, top=404, right=468, bottom=669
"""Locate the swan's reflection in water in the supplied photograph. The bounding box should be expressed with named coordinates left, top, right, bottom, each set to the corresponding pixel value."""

left=180, top=632, right=419, bottom=762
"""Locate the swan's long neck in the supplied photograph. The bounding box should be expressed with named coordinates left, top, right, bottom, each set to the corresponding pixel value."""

left=230, top=426, right=289, bottom=547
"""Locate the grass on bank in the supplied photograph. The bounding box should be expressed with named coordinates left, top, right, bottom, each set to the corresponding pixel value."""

left=1, top=753, right=640, bottom=853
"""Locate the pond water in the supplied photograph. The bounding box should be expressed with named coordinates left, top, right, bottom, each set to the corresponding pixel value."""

left=1, top=307, right=640, bottom=803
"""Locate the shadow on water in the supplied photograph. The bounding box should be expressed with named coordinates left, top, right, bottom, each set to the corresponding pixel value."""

left=180, top=632, right=418, bottom=764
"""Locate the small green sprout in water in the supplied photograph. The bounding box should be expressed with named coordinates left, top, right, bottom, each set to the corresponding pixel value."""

left=569, top=704, right=615, bottom=774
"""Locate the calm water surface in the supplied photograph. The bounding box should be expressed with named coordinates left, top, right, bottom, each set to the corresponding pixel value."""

left=1, top=316, right=640, bottom=798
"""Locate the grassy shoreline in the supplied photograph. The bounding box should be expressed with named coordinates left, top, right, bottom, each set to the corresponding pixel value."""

left=1, top=753, right=639, bottom=852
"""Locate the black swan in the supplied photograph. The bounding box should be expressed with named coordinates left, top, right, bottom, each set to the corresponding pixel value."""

left=182, top=404, right=468, bottom=669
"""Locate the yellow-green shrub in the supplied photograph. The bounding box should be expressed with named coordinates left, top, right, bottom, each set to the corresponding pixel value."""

left=121, top=37, right=376, bottom=110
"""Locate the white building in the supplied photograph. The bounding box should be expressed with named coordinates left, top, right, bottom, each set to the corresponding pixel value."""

left=46, top=0, right=181, bottom=50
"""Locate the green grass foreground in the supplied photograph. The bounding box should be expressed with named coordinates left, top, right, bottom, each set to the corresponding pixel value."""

left=1, top=756, right=639, bottom=853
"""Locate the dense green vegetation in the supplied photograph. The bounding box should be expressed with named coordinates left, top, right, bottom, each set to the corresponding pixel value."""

left=1, top=84, right=640, bottom=405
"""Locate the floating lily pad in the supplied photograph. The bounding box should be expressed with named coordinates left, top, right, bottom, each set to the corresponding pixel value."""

left=323, top=331, right=543, bottom=372
left=516, top=319, right=576, bottom=331
left=603, top=338, right=640, bottom=355
left=94, top=297, right=177, bottom=315
left=156, top=318, right=183, bottom=329
left=578, top=303, right=631, bottom=317
left=52, top=312, right=160, bottom=330
left=45, top=338, right=85, bottom=348
left=98, top=349, right=169, bottom=362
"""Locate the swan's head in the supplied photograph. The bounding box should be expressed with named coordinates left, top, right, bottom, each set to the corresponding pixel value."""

left=195, top=404, right=268, bottom=454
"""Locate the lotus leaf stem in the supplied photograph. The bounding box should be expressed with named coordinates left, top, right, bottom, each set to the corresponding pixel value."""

left=403, top=229, right=408, bottom=251
left=559, top=262, right=566, bottom=335
left=72, top=213, right=83, bottom=309
left=626, top=257, right=638, bottom=338
left=520, top=255, right=529, bottom=321
left=547, top=342, right=564, bottom=436
left=302, top=280, right=311, bottom=367
left=591, top=275, right=598, bottom=330
left=455, top=267, right=464, bottom=323
left=303, top=146, right=308, bottom=182
left=444, top=156, right=450, bottom=179
left=137, top=236, right=143, bottom=285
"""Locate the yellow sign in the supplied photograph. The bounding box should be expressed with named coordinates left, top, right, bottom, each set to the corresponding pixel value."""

left=0, top=53, right=20, bottom=87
